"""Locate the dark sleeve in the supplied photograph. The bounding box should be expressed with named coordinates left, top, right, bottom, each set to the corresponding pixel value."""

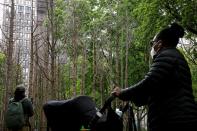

left=23, top=98, right=34, bottom=117
left=119, top=53, right=175, bottom=106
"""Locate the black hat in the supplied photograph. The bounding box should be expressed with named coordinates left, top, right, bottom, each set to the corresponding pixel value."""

left=155, top=23, right=185, bottom=47
left=15, top=84, right=25, bottom=93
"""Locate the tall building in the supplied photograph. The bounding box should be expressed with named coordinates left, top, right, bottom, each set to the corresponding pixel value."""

left=1, top=0, right=36, bottom=85
left=0, top=0, right=4, bottom=50
left=36, top=0, right=47, bottom=25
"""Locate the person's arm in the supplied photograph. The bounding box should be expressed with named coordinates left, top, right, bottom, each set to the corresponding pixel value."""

left=118, top=52, right=176, bottom=106
left=25, top=98, right=34, bottom=117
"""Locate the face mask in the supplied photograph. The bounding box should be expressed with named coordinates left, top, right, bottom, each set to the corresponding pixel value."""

left=150, top=47, right=156, bottom=59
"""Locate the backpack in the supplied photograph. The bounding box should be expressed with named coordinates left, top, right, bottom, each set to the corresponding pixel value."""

left=5, top=97, right=26, bottom=129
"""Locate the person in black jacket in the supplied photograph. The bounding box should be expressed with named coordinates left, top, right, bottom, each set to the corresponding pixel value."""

left=112, top=23, right=197, bottom=131
left=12, top=84, right=34, bottom=131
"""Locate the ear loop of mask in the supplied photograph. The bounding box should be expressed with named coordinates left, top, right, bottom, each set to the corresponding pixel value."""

left=150, top=41, right=163, bottom=59
left=150, top=47, right=156, bottom=59
left=150, top=41, right=159, bottom=59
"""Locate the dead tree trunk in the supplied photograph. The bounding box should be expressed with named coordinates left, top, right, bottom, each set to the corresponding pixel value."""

left=71, top=2, right=78, bottom=97
left=81, top=41, right=86, bottom=95
left=15, top=47, right=20, bottom=85
left=3, top=1, right=15, bottom=130
left=28, top=0, right=35, bottom=98
left=125, top=16, right=129, bottom=88
left=92, top=32, right=97, bottom=100
left=49, top=0, right=57, bottom=99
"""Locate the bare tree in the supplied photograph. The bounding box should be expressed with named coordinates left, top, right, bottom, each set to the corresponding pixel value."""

left=81, top=40, right=87, bottom=95
left=92, top=31, right=97, bottom=99
left=28, top=0, right=35, bottom=97
left=2, top=1, right=15, bottom=130
left=124, top=10, right=130, bottom=88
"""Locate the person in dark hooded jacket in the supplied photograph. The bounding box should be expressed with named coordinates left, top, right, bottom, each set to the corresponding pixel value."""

left=112, top=23, right=197, bottom=131
left=9, top=84, right=34, bottom=131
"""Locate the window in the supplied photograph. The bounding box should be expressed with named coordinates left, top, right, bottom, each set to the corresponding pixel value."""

left=27, top=34, right=30, bottom=39
left=25, top=6, right=31, bottom=13
left=25, top=0, right=31, bottom=5
left=18, top=5, right=24, bottom=12
left=18, top=12, right=24, bottom=19
left=18, top=33, right=22, bottom=37
left=26, top=20, right=31, bottom=25
left=19, top=19, right=23, bottom=24
left=19, top=39, right=23, bottom=44
left=6, top=10, right=10, bottom=16
left=25, top=13, right=30, bottom=19
left=16, top=40, right=19, bottom=44
left=25, top=26, right=30, bottom=32
left=5, top=0, right=9, bottom=3
left=25, top=34, right=29, bottom=39
left=19, top=0, right=24, bottom=4
left=20, top=26, right=23, bottom=32
left=26, top=40, right=29, bottom=44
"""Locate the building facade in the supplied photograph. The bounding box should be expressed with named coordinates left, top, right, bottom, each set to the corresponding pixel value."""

left=1, top=0, right=36, bottom=85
